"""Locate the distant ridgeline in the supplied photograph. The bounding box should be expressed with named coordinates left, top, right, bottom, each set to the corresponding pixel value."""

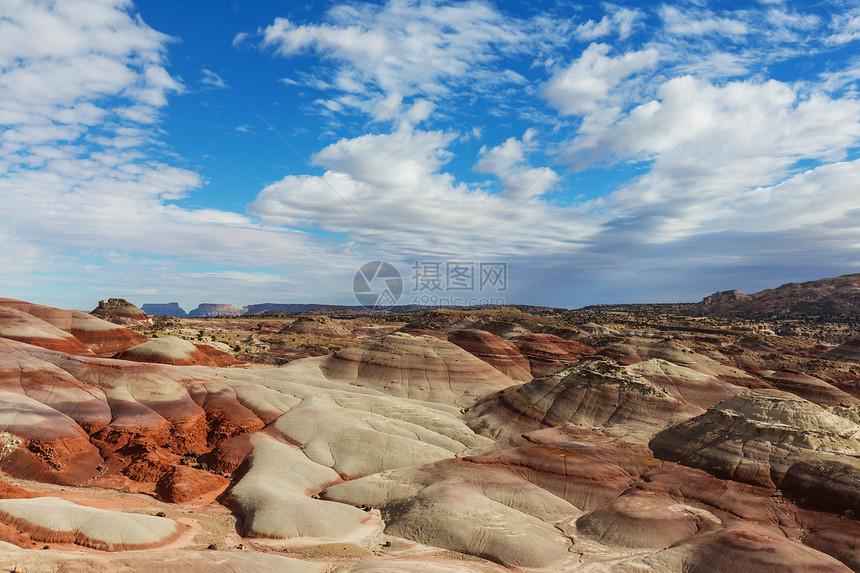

left=136, top=302, right=546, bottom=317
left=577, top=273, right=860, bottom=318
left=139, top=302, right=414, bottom=317
left=140, top=303, right=188, bottom=318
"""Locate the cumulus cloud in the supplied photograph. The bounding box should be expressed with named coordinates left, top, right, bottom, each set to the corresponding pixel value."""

left=568, top=77, right=860, bottom=179
left=474, top=129, right=560, bottom=200
left=244, top=0, right=860, bottom=304
left=545, top=43, right=658, bottom=116
left=249, top=126, right=595, bottom=259
left=0, top=0, right=358, bottom=307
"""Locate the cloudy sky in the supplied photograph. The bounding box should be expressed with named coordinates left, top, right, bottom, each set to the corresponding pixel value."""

left=1, top=0, right=859, bottom=311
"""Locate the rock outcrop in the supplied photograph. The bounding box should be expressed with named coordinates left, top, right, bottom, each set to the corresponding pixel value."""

left=279, top=316, right=356, bottom=339
left=466, top=356, right=703, bottom=442
left=114, top=337, right=237, bottom=367
left=324, top=428, right=658, bottom=569
left=650, top=389, right=860, bottom=511
left=90, top=298, right=151, bottom=326
left=446, top=329, right=533, bottom=381
left=0, top=497, right=183, bottom=551
left=0, top=298, right=148, bottom=356
left=823, top=338, right=860, bottom=363
left=512, top=333, right=595, bottom=376
left=319, top=332, right=516, bottom=407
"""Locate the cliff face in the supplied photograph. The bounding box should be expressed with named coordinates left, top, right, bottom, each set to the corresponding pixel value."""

left=187, top=303, right=245, bottom=318
left=695, top=274, right=860, bottom=316
left=140, top=303, right=188, bottom=318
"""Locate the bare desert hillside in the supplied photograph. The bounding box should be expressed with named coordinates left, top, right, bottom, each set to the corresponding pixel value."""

left=0, top=295, right=857, bottom=572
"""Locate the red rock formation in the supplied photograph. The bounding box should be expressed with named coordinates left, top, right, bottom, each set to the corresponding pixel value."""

left=0, top=482, right=37, bottom=500
left=598, top=337, right=769, bottom=388
left=460, top=429, right=661, bottom=510
left=823, top=338, right=860, bottom=363
left=512, top=333, right=595, bottom=376
left=758, top=369, right=857, bottom=406
left=650, top=390, right=860, bottom=509
left=0, top=298, right=147, bottom=356
left=631, top=528, right=852, bottom=572
left=0, top=307, right=93, bottom=355
left=446, top=329, right=533, bottom=381
left=576, top=489, right=719, bottom=549
left=91, top=298, right=152, bottom=326
left=466, top=356, right=702, bottom=442
left=114, top=337, right=236, bottom=367
left=320, top=332, right=515, bottom=407
left=155, top=465, right=230, bottom=503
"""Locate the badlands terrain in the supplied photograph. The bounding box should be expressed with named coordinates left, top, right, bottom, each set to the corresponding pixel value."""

left=0, top=284, right=858, bottom=572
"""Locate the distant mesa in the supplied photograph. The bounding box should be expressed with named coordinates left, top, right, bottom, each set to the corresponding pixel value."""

left=141, top=302, right=188, bottom=318
left=695, top=273, right=860, bottom=316
left=700, top=289, right=750, bottom=306
left=188, top=303, right=245, bottom=318
left=91, top=298, right=152, bottom=326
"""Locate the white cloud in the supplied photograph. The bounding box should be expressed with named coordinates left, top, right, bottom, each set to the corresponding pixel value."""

left=0, top=0, right=362, bottom=305
left=201, top=69, right=228, bottom=89
left=6, top=0, right=860, bottom=308
left=828, top=7, right=860, bottom=44
left=255, top=0, right=546, bottom=122
left=568, top=76, right=860, bottom=174
left=575, top=5, right=643, bottom=41
left=820, top=60, right=860, bottom=92
left=545, top=43, right=658, bottom=116
left=249, top=126, right=596, bottom=259
left=659, top=5, right=750, bottom=39
left=474, top=129, right=559, bottom=199
left=243, top=1, right=860, bottom=305
left=562, top=76, right=860, bottom=247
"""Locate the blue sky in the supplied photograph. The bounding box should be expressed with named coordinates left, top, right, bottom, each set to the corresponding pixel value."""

left=1, top=0, right=859, bottom=310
